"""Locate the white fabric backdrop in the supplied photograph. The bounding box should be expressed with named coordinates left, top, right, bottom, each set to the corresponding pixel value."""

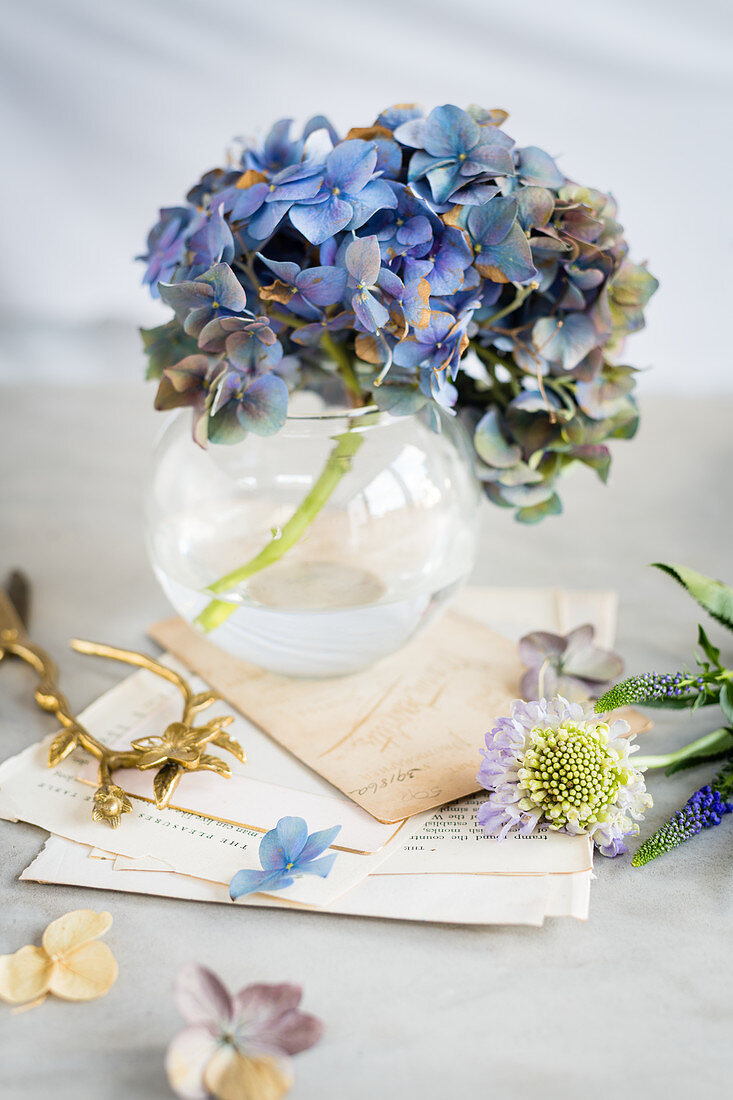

left=1, top=0, right=731, bottom=390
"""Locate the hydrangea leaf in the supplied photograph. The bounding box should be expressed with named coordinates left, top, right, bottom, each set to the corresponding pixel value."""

left=652, top=563, right=733, bottom=632
left=474, top=408, right=521, bottom=469
left=515, top=492, right=562, bottom=524
left=141, top=322, right=199, bottom=381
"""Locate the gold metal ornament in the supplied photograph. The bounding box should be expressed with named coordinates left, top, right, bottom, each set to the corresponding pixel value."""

left=0, top=573, right=245, bottom=828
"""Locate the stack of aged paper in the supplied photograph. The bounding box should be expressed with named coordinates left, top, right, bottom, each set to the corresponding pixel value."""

left=1, top=587, right=624, bottom=927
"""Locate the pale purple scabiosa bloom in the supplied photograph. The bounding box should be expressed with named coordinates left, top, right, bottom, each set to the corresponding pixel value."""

left=229, top=816, right=341, bottom=899
left=477, top=696, right=652, bottom=856
left=166, top=962, right=322, bottom=1100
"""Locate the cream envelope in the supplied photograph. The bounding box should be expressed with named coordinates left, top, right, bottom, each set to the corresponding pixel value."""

left=149, top=584, right=636, bottom=822
left=0, top=739, right=427, bottom=907
left=21, top=835, right=591, bottom=925
left=149, top=610, right=525, bottom=823
left=74, top=667, right=403, bottom=853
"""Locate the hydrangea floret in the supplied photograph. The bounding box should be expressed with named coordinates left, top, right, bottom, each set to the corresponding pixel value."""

left=477, top=696, right=652, bottom=856
left=139, top=102, right=658, bottom=526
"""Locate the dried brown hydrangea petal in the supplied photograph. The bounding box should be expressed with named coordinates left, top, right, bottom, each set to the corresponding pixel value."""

left=203, top=1045, right=294, bottom=1100
left=0, top=946, right=52, bottom=1005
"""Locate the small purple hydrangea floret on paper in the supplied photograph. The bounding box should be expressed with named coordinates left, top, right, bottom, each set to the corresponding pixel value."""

left=519, top=623, right=624, bottom=702
left=476, top=696, right=652, bottom=856
left=229, top=816, right=341, bottom=900
left=166, top=962, right=323, bottom=1100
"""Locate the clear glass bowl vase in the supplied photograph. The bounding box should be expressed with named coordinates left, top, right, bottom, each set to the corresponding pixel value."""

left=145, top=397, right=480, bottom=677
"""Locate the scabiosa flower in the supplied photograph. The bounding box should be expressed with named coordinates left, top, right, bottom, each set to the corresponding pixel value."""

left=632, top=784, right=733, bottom=866
left=477, top=696, right=652, bottom=856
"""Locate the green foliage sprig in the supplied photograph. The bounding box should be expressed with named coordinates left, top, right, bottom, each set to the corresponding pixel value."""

left=596, top=563, right=733, bottom=864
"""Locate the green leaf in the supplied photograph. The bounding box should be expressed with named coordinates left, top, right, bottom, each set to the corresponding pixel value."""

left=665, top=746, right=733, bottom=776
left=720, top=681, right=733, bottom=725
left=697, top=624, right=721, bottom=667
left=140, top=321, right=199, bottom=381
left=515, top=492, right=562, bottom=525
left=653, top=562, right=733, bottom=631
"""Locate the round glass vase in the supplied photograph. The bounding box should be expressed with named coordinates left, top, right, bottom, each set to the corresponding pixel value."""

left=145, top=398, right=481, bottom=678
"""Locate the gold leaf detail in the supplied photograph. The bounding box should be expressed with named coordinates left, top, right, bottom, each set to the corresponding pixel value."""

left=153, top=762, right=183, bottom=808
left=210, top=730, right=247, bottom=764
left=195, top=754, right=232, bottom=778
left=48, top=730, right=78, bottom=767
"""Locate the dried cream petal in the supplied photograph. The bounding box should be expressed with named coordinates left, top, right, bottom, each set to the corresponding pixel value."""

left=0, top=945, right=52, bottom=1005
left=42, top=909, right=112, bottom=957
left=48, top=940, right=118, bottom=1001
left=165, top=1026, right=218, bottom=1100
left=204, top=1045, right=293, bottom=1100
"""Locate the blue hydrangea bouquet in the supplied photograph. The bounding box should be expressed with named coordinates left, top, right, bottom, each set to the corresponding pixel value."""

left=139, top=103, right=657, bottom=634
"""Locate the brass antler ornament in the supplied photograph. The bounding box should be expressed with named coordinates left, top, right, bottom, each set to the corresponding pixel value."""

left=0, top=575, right=245, bottom=828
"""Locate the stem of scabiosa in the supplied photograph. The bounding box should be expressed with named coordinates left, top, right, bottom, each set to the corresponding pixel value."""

left=194, top=426, right=367, bottom=633
left=634, top=727, right=733, bottom=771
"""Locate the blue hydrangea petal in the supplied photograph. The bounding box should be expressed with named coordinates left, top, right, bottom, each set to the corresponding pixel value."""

left=375, top=267, right=404, bottom=299
left=467, top=196, right=518, bottom=247
left=257, top=255, right=300, bottom=286
left=271, top=816, right=310, bottom=864
left=158, top=280, right=212, bottom=317
left=295, top=853, right=337, bottom=879
left=345, top=236, right=381, bottom=286
left=236, top=373, right=289, bottom=436
left=533, top=313, right=598, bottom=371
left=393, top=338, right=428, bottom=368
left=423, top=105, right=478, bottom=158
left=229, top=868, right=286, bottom=899
left=326, top=139, right=377, bottom=193
left=344, top=179, right=398, bottom=231
left=248, top=200, right=293, bottom=241
left=424, top=164, right=463, bottom=204
left=393, top=117, right=429, bottom=149
left=296, top=824, right=342, bottom=863
left=352, top=288, right=390, bottom=332
left=296, top=266, right=347, bottom=306
left=197, top=263, right=247, bottom=312
left=517, top=146, right=565, bottom=188
left=474, top=221, right=536, bottom=283
left=290, top=195, right=353, bottom=245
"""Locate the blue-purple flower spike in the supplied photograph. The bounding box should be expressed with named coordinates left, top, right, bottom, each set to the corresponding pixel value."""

left=632, top=785, right=733, bottom=866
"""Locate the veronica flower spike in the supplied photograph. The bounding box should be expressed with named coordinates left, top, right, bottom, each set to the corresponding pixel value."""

left=230, top=817, right=341, bottom=899
left=632, top=781, right=733, bottom=866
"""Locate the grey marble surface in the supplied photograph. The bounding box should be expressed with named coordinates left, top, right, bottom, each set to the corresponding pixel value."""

left=1, top=385, right=732, bottom=1099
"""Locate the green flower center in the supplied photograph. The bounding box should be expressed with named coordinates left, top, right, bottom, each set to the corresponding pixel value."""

left=517, top=723, right=624, bottom=829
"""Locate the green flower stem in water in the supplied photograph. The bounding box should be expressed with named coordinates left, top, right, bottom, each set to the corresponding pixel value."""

left=634, top=727, right=733, bottom=771
left=194, top=427, right=367, bottom=633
